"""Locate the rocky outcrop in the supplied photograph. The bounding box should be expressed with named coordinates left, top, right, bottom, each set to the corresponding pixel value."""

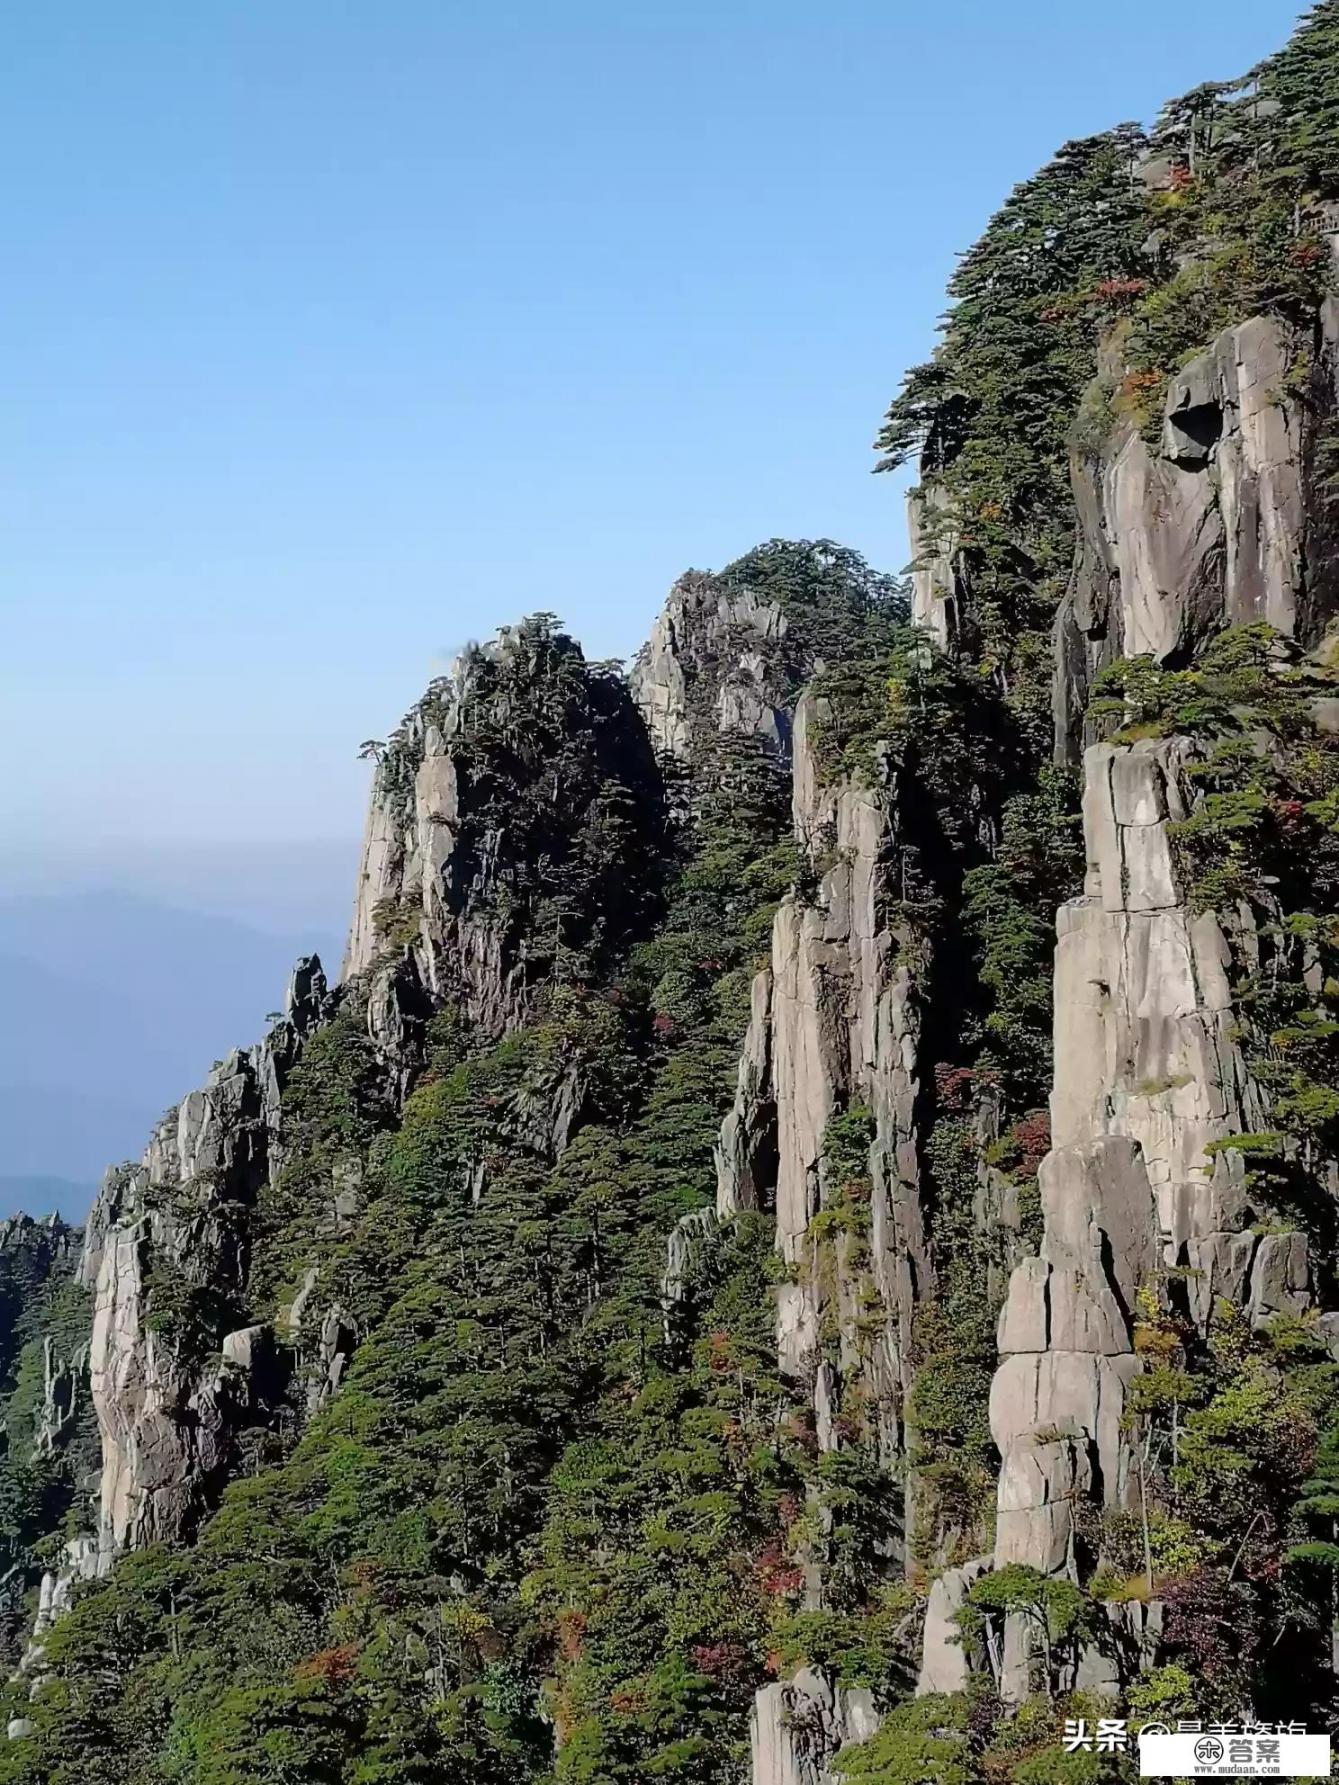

left=917, top=1557, right=991, bottom=1695
left=69, top=622, right=672, bottom=1592
left=279, top=1265, right=354, bottom=1414
left=343, top=643, right=525, bottom=1024
left=343, top=622, right=663, bottom=1062
left=1058, top=740, right=1284, bottom=1320
left=7, top=1535, right=102, bottom=1736
left=998, top=300, right=1338, bottom=1690
left=715, top=969, right=777, bottom=1216
left=32, top=1336, right=82, bottom=1458
left=631, top=569, right=794, bottom=764
left=750, top=1666, right=879, bottom=1785
left=719, top=695, right=929, bottom=1474
left=979, top=736, right=1304, bottom=1700
left=0, top=1214, right=95, bottom=1691
left=724, top=693, right=935, bottom=1776
left=0, top=1214, right=79, bottom=1277
left=907, top=295, right=1336, bottom=1705
left=79, top=956, right=330, bottom=1564
left=1056, top=315, right=1317, bottom=754
left=0, top=1218, right=85, bottom=1454
left=661, top=1207, right=719, bottom=1344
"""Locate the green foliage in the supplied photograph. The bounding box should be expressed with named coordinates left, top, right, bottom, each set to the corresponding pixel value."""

left=1125, top=1664, right=1195, bottom=1720
left=963, top=1567, right=1090, bottom=1667
left=714, top=539, right=908, bottom=673
left=834, top=1693, right=973, bottom=1785
left=0, top=1227, right=96, bottom=1670
left=1102, top=1298, right=1339, bottom=1718
left=374, top=613, right=670, bottom=997
left=877, top=129, right=1148, bottom=707
left=8, top=3, right=1339, bottom=1771
left=534, top=1217, right=795, bottom=1780
left=768, top=1588, right=916, bottom=1693
left=1, top=551, right=919, bottom=1784
left=907, top=1132, right=997, bottom=1566
left=961, top=770, right=1082, bottom=1106
left=813, top=627, right=1017, bottom=860
left=878, top=2, right=1339, bottom=743
left=1089, top=625, right=1316, bottom=749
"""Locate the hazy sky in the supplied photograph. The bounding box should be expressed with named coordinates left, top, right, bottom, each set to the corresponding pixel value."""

left=2, top=0, right=1301, bottom=864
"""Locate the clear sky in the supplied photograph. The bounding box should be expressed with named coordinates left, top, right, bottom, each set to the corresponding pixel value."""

left=1, top=0, right=1303, bottom=866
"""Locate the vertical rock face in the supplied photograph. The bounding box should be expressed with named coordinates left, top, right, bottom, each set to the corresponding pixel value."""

left=630, top=569, right=794, bottom=764
left=715, top=690, right=934, bottom=1780
left=1056, top=315, right=1316, bottom=754
left=984, top=734, right=1308, bottom=1699
left=343, top=622, right=664, bottom=1060
left=890, top=287, right=1339, bottom=1713
left=1059, top=742, right=1270, bottom=1310
left=715, top=683, right=934, bottom=1785
left=79, top=957, right=329, bottom=1563
left=33, top=1335, right=81, bottom=1459
left=916, top=308, right=1335, bottom=1703
left=719, top=695, right=929, bottom=1459
left=630, top=544, right=904, bottom=780
left=916, top=1557, right=991, bottom=1696
left=750, top=1667, right=879, bottom=1785
left=0, top=1214, right=94, bottom=1673
left=714, top=968, right=777, bottom=1216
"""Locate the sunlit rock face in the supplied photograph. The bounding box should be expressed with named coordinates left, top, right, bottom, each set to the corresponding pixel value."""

left=344, top=623, right=664, bottom=1075
left=631, top=568, right=794, bottom=766
left=750, top=1666, right=880, bottom=1785
left=717, top=692, right=928, bottom=1463
left=1055, top=313, right=1320, bottom=757
left=80, top=956, right=328, bottom=1565
left=982, top=731, right=1309, bottom=1699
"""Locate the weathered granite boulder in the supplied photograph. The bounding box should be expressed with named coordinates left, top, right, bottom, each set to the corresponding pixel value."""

left=917, top=1556, right=991, bottom=1695
left=750, top=1668, right=880, bottom=1785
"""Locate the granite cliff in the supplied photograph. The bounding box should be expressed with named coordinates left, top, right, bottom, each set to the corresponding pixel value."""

left=3, top=7, right=1339, bottom=1783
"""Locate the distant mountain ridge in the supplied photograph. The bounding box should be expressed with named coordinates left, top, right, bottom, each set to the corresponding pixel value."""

left=0, top=889, right=341, bottom=1190
left=0, top=1177, right=94, bottom=1221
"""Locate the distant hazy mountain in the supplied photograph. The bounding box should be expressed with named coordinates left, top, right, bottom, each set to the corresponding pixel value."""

left=0, top=890, right=342, bottom=1206
left=0, top=839, right=357, bottom=938
left=0, top=1175, right=94, bottom=1222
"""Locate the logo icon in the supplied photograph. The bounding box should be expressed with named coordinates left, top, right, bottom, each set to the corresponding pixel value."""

left=1194, top=1737, right=1224, bottom=1765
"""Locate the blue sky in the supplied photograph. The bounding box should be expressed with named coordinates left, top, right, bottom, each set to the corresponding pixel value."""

left=1, top=0, right=1302, bottom=865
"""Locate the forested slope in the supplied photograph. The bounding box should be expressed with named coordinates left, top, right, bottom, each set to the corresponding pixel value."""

left=1, top=6, right=1339, bottom=1782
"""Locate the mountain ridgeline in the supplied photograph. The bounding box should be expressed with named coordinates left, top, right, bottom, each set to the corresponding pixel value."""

left=5, top=6, right=1339, bottom=1781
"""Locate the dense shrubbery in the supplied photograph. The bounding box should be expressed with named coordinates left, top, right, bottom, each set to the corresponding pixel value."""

left=0, top=1229, right=95, bottom=1670
left=5, top=4, right=1339, bottom=1779
left=0, top=549, right=919, bottom=1783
